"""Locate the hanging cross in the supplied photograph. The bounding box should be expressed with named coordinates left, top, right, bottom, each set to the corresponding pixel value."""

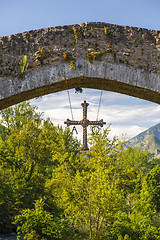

left=64, top=100, right=106, bottom=151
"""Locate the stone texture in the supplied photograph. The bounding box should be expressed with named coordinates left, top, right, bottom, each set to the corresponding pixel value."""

left=0, top=22, right=160, bottom=109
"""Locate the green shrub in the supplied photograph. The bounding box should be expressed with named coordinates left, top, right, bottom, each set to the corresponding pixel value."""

left=14, top=199, right=59, bottom=240
left=14, top=198, right=80, bottom=240
left=19, top=55, right=28, bottom=75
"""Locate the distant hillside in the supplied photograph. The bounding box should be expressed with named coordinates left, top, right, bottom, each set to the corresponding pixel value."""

left=126, top=123, right=160, bottom=158
left=127, top=123, right=160, bottom=148
left=134, top=134, right=160, bottom=158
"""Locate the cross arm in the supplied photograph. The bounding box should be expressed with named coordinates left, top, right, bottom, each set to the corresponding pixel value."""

left=64, top=119, right=82, bottom=127
left=88, top=119, right=106, bottom=127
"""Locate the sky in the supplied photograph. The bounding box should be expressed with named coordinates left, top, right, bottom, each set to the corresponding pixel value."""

left=1, top=0, right=160, bottom=142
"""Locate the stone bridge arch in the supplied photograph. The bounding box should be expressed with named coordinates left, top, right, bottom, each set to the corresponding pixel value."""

left=0, top=22, right=160, bottom=110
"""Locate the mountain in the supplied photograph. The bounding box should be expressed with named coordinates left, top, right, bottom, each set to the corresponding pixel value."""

left=134, top=134, right=160, bottom=157
left=127, top=123, right=160, bottom=148
left=126, top=123, right=160, bottom=158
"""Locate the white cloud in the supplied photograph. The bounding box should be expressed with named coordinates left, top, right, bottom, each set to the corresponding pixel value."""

left=30, top=88, right=160, bottom=143
left=108, top=125, right=147, bottom=140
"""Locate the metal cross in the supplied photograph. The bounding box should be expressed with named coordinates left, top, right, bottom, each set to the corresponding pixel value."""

left=64, top=100, right=106, bottom=151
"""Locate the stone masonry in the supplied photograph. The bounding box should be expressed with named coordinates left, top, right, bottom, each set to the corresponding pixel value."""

left=0, top=22, right=160, bottom=110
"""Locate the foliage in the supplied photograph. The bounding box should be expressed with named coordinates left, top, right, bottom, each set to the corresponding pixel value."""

left=35, top=47, right=46, bottom=64
left=142, top=34, right=145, bottom=40
left=62, top=51, right=70, bottom=62
left=103, top=27, right=108, bottom=35
left=0, top=102, right=160, bottom=239
left=0, top=102, right=80, bottom=233
left=19, top=55, right=28, bottom=75
left=45, top=127, right=159, bottom=239
left=14, top=198, right=58, bottom=240
left=72, top=27, right=78, bottom=43
left=8, top=36, right=11, bottom=42
left=70, top=59, right=76, bottom=69
left=140, top=165, right=160, bottom=213
left=14, top=198, right=82, bottom=240
left=75, top=87, right=83, bottom=94
left=62, top=51, right=76, bottom=70
left=87, top=51, right=105, bottom=63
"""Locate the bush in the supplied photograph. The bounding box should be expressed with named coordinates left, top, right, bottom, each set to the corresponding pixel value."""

left=14, top=199, right=60, bottom=240
left=14, top=198, right=81, bottom=240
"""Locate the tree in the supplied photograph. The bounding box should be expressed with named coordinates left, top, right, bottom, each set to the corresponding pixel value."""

left=14, top=198, right=81, bottom=240
left=140, top=164, right=160, bottom=215
left=46, top=126, right=160, bottom=240
left=14, top=198, right=59, bottom=240
left=0, top=101, right=80, bottom=233
left=1, top=102, right=160, bottom=239
left=46, top=128, right=129, bottom=239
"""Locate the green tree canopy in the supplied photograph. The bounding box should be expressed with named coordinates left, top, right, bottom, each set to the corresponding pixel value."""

left=0, top=101, right=160, bottom=239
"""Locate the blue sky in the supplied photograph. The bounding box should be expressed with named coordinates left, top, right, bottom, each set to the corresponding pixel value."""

left=1, top=0, right=160, bottom=36
left=1, top=0, right=160, bottom=141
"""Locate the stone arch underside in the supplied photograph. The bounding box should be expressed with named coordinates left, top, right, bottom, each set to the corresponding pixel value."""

left=0, top=22, right=160, bottom=110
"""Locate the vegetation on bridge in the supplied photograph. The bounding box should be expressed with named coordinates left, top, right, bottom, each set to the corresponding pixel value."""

left=0, top=102, right=160, bottom=239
